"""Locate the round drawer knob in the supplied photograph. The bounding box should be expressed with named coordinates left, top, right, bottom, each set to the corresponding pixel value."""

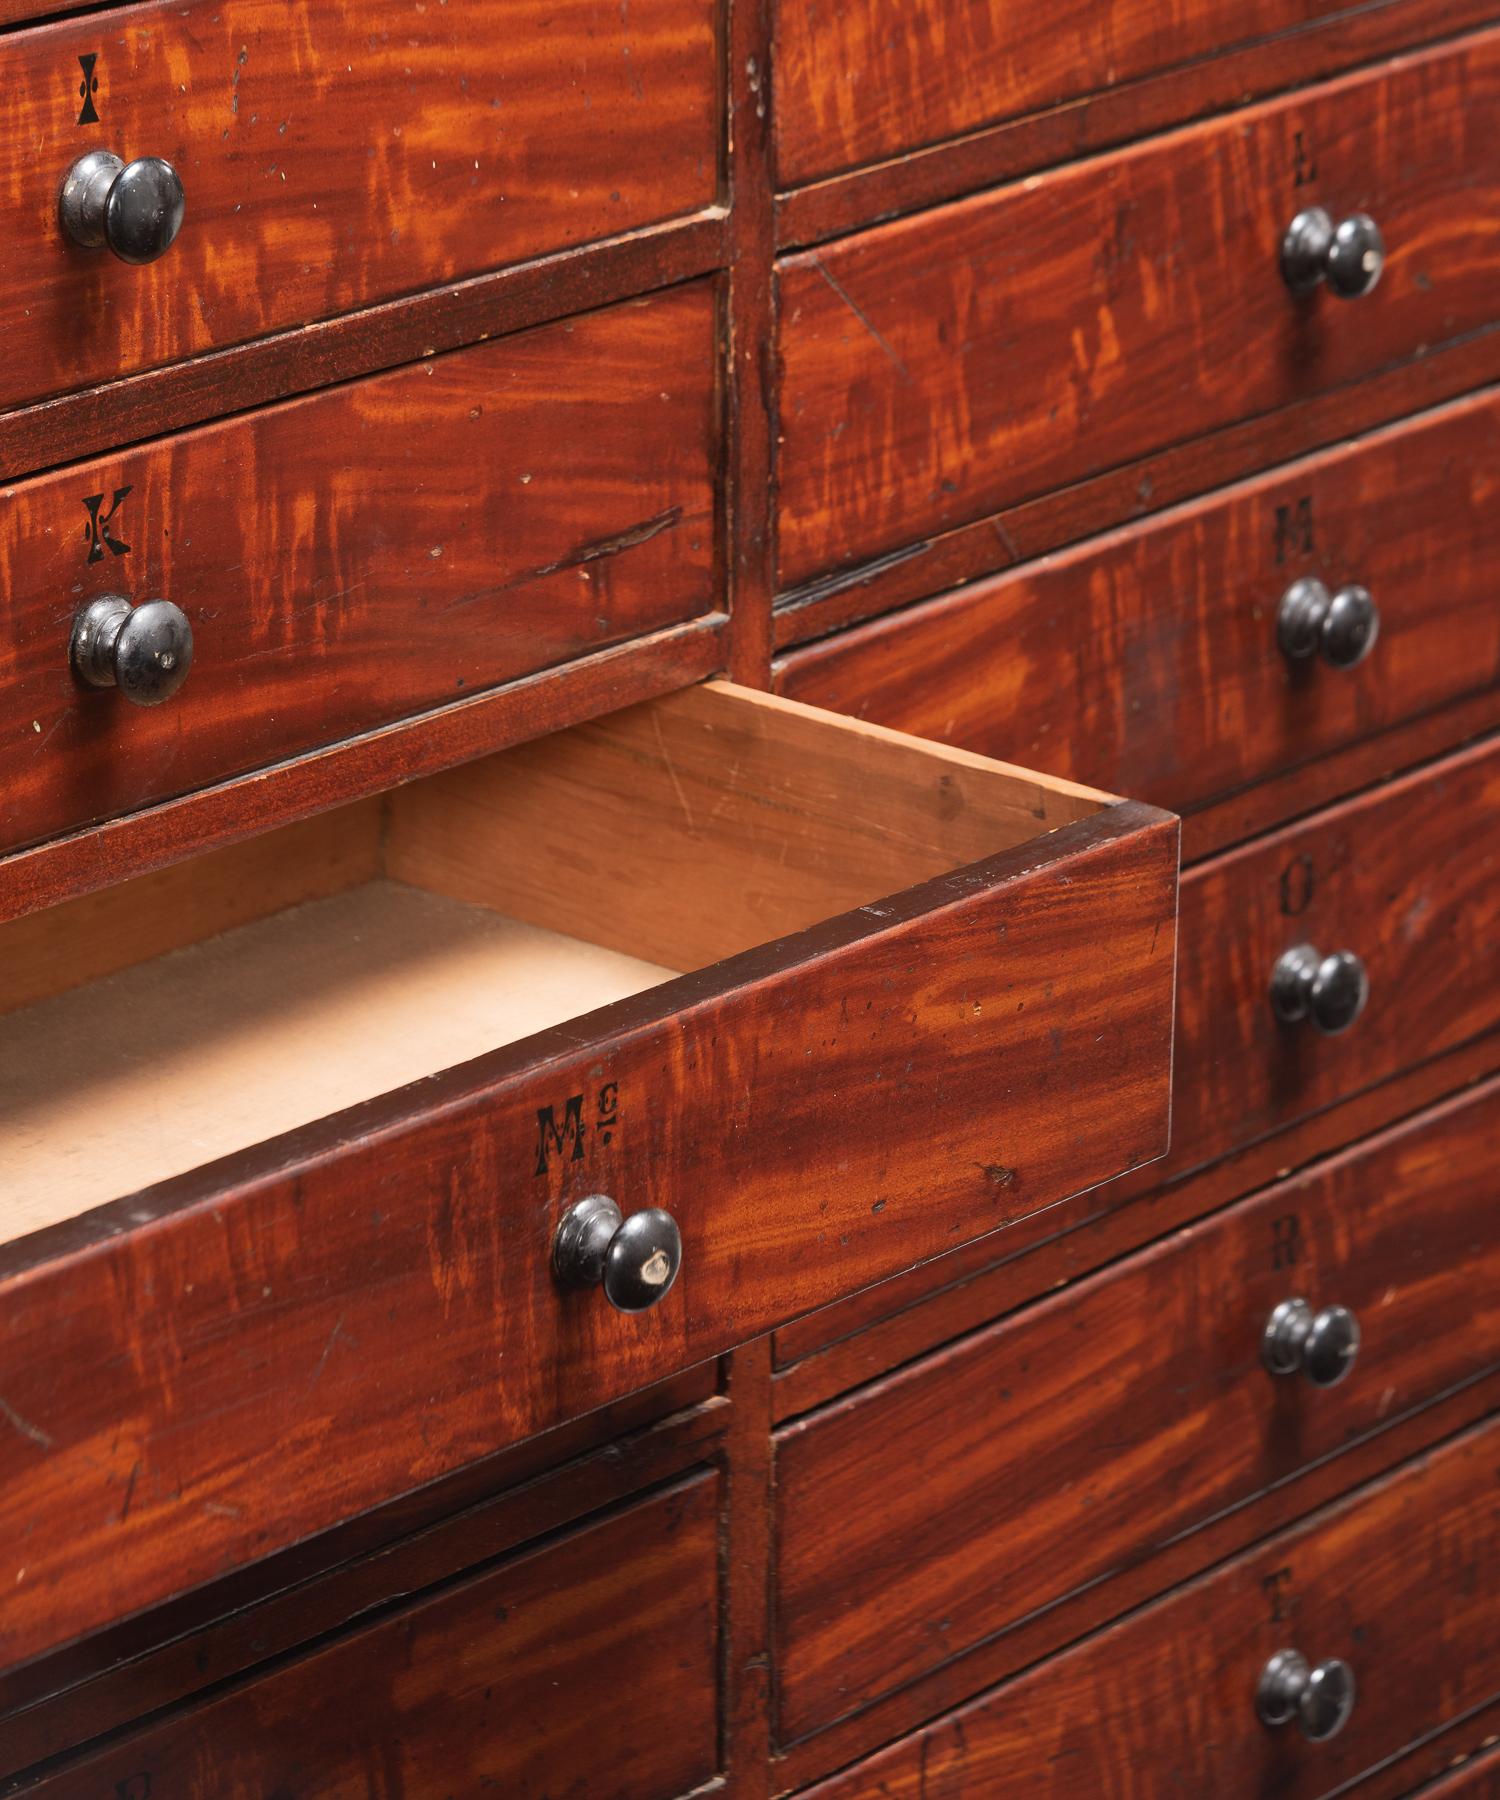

left=552, top=1194, right=682, bottom=1314
left=59, top=150, right=185, bottom=264
left=1258, top=1649, right=1357, bottom=1742
left=1270, top=944, right=1369, bottom=1035
left=1263, top=1297, right=1361, bottom=1387
left=71, top=595, right=194, bottom=707
left=1281, top=206, right=1386, bottom=299
left=1278, top=578, right=1380, bottom=669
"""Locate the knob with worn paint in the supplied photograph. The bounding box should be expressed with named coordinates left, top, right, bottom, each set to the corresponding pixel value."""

left=71, top=595, right=194, bottom=707
left=1262, top=1297, right=1361, bottom=1387
left=1270, top=944, right=1369, bottom=1035
left=1258, top=1650, right=1357, bottom=1741
left=1278, top=578, right=1380, bottom=669
left=1281, top=207, right=1385, bottom=299
left=552, top=1194, right=683, bottom=1313
left=59, top=150, right=185, bottom=264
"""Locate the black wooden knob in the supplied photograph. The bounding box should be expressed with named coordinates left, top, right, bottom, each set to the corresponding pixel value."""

left=1258, top=1650, right=1357, bottom=1741
left=1278, top=578, right=1380, bottom=669
left=552, top=1194, right=682, bottom=1314
left=1270, top=944, right=1369, bottom=1035
left=1262, top=1298, right=1361, bottom=1387
left=71, top=595, right=194, bottom=706
left=1281, top=206, right=1385, bottom=298
left=59, top=150, right=185, bottom=264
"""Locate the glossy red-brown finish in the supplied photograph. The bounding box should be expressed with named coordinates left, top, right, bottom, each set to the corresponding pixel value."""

left=22, top=1475, right=722, bottom=1799
left=0, top=284, right=718, bottom=856
left=775, top=0, right=1402, bottom=186
left=801, top=1417, right=1500, bottom=1799
left=1167, top=733, right=1500, bottom=1180
left=0, top=0, right=718, bottom=411
left=0, top=798, right=1175, bottom=1672
left=774, top=0, right=1500, bottom=247
left=774, top=1077, right=1500, bottom=1746
left=0, top=1382, right=725, bottom=1774
left=776, top=28, right=1500, bottom=586
left=778, top=387, right=1500, bottom=823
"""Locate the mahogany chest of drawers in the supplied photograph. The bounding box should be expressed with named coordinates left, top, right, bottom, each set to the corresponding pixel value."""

left=0, top=0, right=1496, bottom=1793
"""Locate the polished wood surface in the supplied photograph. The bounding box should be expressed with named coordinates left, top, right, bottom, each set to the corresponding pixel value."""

left=1, top=0, right=1495, bottom=1778
left=0, top=0, right=717, bottom=410
left=776, top=27, right=1500, bottom=586
left=776, top=0, right=1383, bottom=186
left=0, top=283, right=717, bottom=856
left=22, top=1475, right=721, bottom=1799
left=802, top=1416, right=1500, bottom=1798
left=778, top=386, right=1500, bottom=823
left=1168, top=733, right=1500, bottom=1180
left=1, top=1386, right=725, bottom=1775
left=0, top=690, right=1176, bottom=1671
left=774, top=0, right=1499, bottom=247
left=774, top=1077, right=1500, bottom=1746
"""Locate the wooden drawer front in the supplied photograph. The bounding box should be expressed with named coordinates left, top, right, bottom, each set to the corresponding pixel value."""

left=1169, top=733, right=1500, bottom=1180
left=802, top=1418, right=1500, bottom=1798
left=0, top=0, right=716, bottom=410
left=774, top=0, right=1439, bottom=188
left=0, top=284, right=716, bottom=856
left=777, top=387, right=1500, bottom=819
left=776, top=29, right=1500, bottom=587
left=774, top=1077, right=1500, bottom=1745
left=22, top=1475, right=721, bottom=1799
left=0, top=683, right=1176, bottom=1672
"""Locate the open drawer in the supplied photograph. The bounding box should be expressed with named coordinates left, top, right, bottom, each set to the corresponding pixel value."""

left=0, top=682, right=1177, bottom=1672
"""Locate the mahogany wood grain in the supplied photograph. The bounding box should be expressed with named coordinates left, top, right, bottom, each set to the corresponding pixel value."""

left=776, top=28, right=1500, bottom=587
left=799, top=1417, right=1500, bottom=1800
left=0, top=1392, right=727, bottom=1778
left=775, top=0, right=1408, bottom=187
left=1166, top=732, right=1500, bottom=1182
left=772, top=1374, right=1500, bottom=1792
left=773, top=1078, right=1500, bottom=1744
left=0, top=0, right=717, bottom=411
left=0, top=1360, right=718, bottom=1732
left=774, top=0, right=1500, bottom=245
left=0, top=614, right=724, bottom=927
left=773, top=1052, right=1500, bottom=1412
left=773, top=323, right=1500, bottom=648
left=724, top=1340, right=775, bottom=1800
left=777, top=387, right=1500, bottom=822
left=724, top=0, right=777, bottom=689
left=0, top=210, right=728, bottom=490
left=16, top=1475, right=722, bottom=1799
left=0, top=283, right=718, bottom=856
left=0, top=699, right=1176, bottom=1671
left=1185, top=683, right=1500, bottom=863
left=1411, top=1744, right=1500, bottom=1798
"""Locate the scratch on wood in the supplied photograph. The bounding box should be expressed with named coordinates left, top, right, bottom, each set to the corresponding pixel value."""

left=652, top=708, right=696, bottom=832
left=809, top=255, right=912, bottom=384
left=0, top=1396, right=54, bottom=1450
left=119, top=1459, right=141, bottom=1524
left=308, top=1311, right=348, bottom=1390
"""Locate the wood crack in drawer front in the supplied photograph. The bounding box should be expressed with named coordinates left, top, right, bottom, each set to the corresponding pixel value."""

left=773, top=1073, right=1500, bottom=1748
left=0, top=0, right=718, bottom=410
left=801, top=1414, right=1500, bottom=1799
left=0, top=283, right=718, bottom=857
left=776, top=25, right=1500, bottom=587
left=776, top=384, right=1500, bottom=825
left=0, top=681, right=1177, bottom=1674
